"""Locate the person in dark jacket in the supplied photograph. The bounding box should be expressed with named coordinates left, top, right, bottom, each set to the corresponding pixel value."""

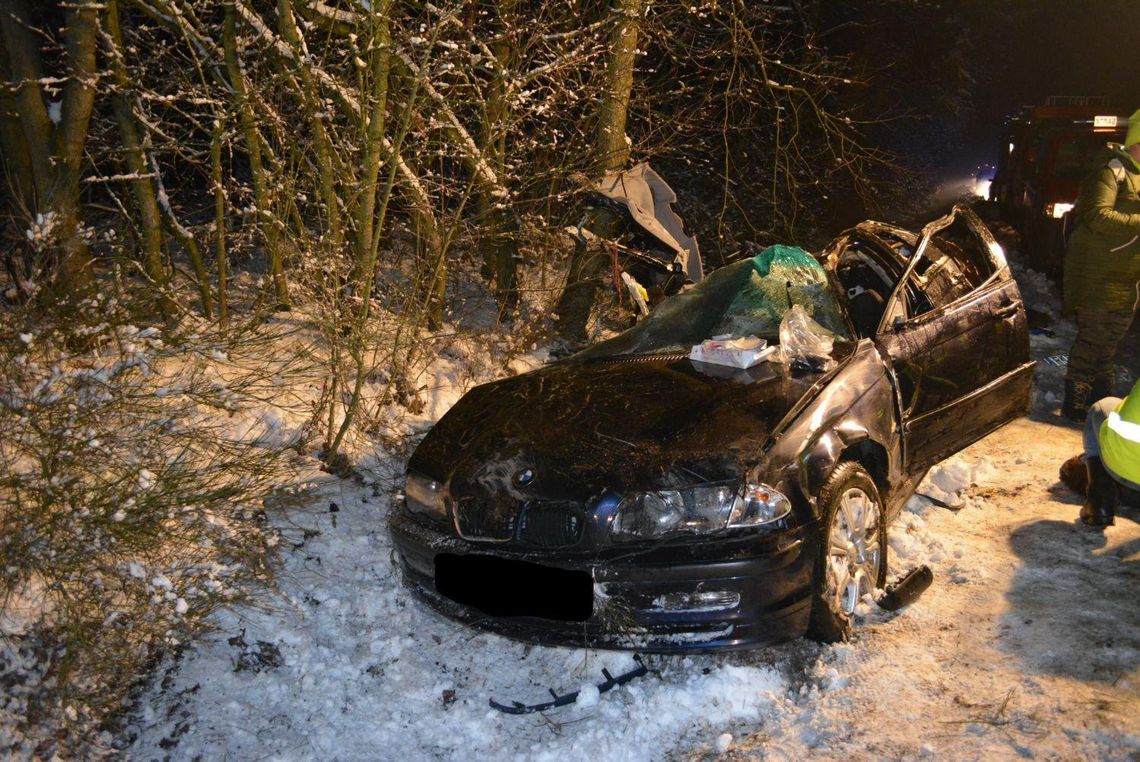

left=1061, top=109, right=1140, bottom=421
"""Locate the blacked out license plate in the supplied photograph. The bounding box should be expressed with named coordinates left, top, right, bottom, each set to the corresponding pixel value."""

left=435, top=553, right=593, bottom=622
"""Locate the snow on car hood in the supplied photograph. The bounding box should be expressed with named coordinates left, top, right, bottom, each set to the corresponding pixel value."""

left=408, top=347, right=855, bottom=502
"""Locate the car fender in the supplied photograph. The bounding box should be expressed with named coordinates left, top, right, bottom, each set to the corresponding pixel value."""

left=755, top=340, right=903, bottom=519
left=795, top=425, right=893, bottom=514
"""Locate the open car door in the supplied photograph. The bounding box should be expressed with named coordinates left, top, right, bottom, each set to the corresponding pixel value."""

left=874, top=205, right=1034, bottom=472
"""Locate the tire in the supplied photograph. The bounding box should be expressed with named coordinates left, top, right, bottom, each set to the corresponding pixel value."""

left=807, top=461, right=888, bottom=643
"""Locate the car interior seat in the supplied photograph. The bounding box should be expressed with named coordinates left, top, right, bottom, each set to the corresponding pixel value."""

left=837, top=253, right=890, bottom=337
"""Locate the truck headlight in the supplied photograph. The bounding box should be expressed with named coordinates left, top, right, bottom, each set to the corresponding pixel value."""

left=1048, top=202, right=1074, bottom=219
left=405, top=474, right=447, bottom=520
left=611, top=483, right=790, bottom=541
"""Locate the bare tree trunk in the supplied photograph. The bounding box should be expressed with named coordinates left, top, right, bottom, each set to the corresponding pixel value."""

left=214, top=0, right=444, bottom=317
left=594, top=0, right=642, bottom=177
left=0, top=41, right=34, bottom=212
left=223, top=0, right=288, bottom=306
left=49, top=0, right=99, bottom=292
left=476, top=0, right=520, bottom=318
left=277, top=0, right=341, bottom=248
left=555, top=0, right=644, bottom=341
left=0, top=0, right=97, bottom=294
left=212, top=117, right=228, bottom=326
left=415, top=206, right=446, bottom=330
left=324, top=5, right=443, bottom=464
left=0, top=0, right=54, bottom=204
left=102, top=0, right=173, bottom=316
left=353, top=0, right=393, bottom=294
left=324, top=0, right=402, bottom=463
left=0, top=40, right=36, bottom=289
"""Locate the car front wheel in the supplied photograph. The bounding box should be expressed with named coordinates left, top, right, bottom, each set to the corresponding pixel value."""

left=807, top=461, right=887, bottom=642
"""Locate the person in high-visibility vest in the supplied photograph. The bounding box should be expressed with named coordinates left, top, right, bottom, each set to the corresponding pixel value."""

left=1079, top=379, right=1140, bottom=526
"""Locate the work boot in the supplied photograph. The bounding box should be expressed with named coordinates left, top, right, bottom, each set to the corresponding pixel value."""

left=1062, top=379, right=1093, bottom=422
left=1059, top=454, right=1087, bottom=496
left=1079, top=457, right=1116, bottom=527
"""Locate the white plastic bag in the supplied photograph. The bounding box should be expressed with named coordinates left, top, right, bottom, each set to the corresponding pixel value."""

left=779, top=305, right=835, bottom=372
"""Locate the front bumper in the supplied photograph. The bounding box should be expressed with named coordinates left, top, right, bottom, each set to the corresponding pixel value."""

left=388, top=509, right=815, bottom=653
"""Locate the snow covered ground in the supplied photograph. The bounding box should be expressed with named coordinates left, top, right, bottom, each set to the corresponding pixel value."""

left=121, top=430, right=1140, bottom=760
left=121, top=252, right=1140, bottom=760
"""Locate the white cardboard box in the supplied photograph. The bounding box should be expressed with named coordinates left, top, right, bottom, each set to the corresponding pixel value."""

left=689, top=335, right=776, bottom=369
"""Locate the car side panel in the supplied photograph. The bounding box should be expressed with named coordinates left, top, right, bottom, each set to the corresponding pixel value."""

left=877, top=274, right=1032, bottom=471
left=900, top=360, right=1033, bottom=470
left=756, top=340, right=905, bottom=520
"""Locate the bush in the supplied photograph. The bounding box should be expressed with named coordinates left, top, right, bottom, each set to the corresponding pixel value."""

left=0, top=296, right=307, bottom=755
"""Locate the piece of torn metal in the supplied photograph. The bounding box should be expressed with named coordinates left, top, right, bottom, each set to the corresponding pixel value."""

left=570, top=162, right=703, bottom=283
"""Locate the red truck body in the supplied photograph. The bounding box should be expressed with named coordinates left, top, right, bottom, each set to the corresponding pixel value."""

left=990, top=96, right=1129, bottom=279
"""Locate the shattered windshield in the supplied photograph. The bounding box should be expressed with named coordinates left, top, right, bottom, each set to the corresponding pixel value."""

left=578, top=245, right=851, bottom=359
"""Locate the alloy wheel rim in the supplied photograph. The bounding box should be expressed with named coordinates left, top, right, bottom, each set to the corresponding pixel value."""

left=826, top=486, right=881, bottom=617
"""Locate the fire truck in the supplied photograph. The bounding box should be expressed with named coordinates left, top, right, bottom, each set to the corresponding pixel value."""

left=989, top=96, right=1130, bottom=280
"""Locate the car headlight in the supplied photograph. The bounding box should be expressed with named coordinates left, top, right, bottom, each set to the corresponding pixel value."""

left=405, top=474, right=447, bottom=520
left=610, top=482, right=790, bottom=541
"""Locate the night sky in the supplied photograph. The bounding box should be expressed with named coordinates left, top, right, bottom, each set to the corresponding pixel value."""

left=960, top=1, right=1140, bottom=167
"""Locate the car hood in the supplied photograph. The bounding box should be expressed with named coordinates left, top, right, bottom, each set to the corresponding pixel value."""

left=409, top=346, right=855, bottom=503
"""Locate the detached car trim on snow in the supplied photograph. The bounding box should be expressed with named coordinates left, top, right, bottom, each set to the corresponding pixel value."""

left=389, top=203, right=1032, bottom=652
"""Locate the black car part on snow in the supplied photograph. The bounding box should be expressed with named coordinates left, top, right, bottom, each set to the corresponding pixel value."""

left=876, top=565, right=935, bottom=612
left=488, top=654, right=648, bottom=715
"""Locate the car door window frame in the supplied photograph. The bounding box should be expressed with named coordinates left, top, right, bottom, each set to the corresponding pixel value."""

left=876, top=204, right=1009, bottom=334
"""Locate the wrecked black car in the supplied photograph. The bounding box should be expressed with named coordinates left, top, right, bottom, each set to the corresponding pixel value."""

left=389, top=204, right=1032, bottom=652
